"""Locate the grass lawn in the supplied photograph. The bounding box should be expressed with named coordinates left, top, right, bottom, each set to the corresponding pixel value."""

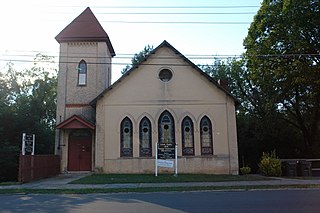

left=2, top=184, right=320, bottom=195
left=70, top=174, right=271, bottom=184
left=0, top=182, right=20, bottom=186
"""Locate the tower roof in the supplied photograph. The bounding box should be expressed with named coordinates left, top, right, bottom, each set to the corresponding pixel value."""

left=55, top=7, right=115, bottom=56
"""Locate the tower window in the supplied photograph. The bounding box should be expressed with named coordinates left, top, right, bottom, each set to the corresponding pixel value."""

left=78, top=60, right=87, bottom=86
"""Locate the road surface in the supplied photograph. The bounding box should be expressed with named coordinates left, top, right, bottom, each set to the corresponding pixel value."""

left=1, top=189, right=320, bottom=213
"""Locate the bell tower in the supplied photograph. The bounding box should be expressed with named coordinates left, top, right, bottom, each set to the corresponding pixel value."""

left=54, top=7, right=115, bottom=160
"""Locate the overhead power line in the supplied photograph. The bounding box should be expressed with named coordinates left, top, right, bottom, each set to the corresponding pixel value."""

left=94, top=12, right=256, bottom=15
left=53, top=5, right=260, bottom=9
left=99, top=21, right=251, bottom=24
left=1, top=54, right=319, bottom=65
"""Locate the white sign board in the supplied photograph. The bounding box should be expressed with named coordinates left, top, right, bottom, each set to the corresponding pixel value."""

left=155, top=143, right=178, bottom=176
left=157, top=159, right=174, bottom=168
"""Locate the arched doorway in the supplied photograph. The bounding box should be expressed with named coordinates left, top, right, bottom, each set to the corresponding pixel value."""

left=68, top=129, right=92, bottom=171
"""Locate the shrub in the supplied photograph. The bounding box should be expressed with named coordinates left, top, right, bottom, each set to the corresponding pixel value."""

left=240, top=166, right=251, bottom=175
left=258, top=150, right=282, bottom=177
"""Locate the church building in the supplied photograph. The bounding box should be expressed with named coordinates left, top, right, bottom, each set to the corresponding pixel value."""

left=55, top=7, right=239, bottom=175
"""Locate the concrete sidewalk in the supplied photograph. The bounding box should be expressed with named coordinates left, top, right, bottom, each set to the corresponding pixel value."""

left=1, top=173, right=320, bottom=190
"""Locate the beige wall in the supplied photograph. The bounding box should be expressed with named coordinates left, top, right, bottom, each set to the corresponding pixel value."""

left=95, top=45, right=239, bottom=174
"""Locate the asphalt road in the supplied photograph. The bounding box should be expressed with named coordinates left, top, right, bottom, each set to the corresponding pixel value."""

left=1, top=189, right=320, bottom=213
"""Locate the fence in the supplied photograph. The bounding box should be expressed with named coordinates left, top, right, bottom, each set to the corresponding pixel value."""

left=281, top=159, right=320, bottom=177
left=18, top=154, right=60, bottom=183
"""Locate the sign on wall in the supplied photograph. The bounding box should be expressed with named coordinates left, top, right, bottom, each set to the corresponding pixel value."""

left=22, top=133, right=35, bottom=155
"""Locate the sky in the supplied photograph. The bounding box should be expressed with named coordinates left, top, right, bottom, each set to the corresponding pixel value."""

left=0, top=0, right=262, bottom=82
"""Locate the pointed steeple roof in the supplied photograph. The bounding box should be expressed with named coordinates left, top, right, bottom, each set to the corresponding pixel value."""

left=55, top=7, right=115, bottom=56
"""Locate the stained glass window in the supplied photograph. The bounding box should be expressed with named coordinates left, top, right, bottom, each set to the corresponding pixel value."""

left=139, top=117, right=152, bottom=157
left=120, top=117, right=133, bottom=157
left=158, top=110, right=175, bottom=145
left=182, top=116, right=194, bottom=156
left=200, top=116, right=213, bottom=155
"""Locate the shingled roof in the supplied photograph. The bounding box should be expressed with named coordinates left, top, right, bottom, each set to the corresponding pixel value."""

left=55, top=7, right=115, bottom=56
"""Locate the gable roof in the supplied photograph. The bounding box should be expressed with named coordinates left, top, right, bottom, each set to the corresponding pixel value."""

left=55, top=7, right=115, bottom=57
left=90, top=40, right=239, bottom=106
left=56, top=115, right=95, bottom=130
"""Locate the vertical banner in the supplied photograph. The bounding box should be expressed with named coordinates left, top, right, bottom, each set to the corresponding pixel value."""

left=22, top=133, right=35, bottom=155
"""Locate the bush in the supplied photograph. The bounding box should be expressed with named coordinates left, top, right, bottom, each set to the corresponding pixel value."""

left=258, top=150, right=282, bottom=177
left=240, top=166, right=251, bottom=175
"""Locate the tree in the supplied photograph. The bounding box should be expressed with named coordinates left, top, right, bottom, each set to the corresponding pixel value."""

left=121, top=45, right=154, bottom=74
left=203, top=58, right=304, bottom=171
left=243, top=0, right=320, bottom=157
left=0, top=55, right=57, bottom=181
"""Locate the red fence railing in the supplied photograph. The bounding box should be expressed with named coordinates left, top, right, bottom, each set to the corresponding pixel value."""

left=18, top=154, right=60, bottom=183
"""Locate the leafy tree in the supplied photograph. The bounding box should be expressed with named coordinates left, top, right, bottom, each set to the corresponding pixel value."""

left=0, top=55, right=57, bottom=181
left=121, top=45, right=154, bottom=74
left=243, top=0, right=320, bottom=157
left=202, top=58, right=304, bottom=171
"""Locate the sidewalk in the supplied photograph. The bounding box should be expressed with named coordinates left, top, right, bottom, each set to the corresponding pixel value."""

left=1, top=173, right=320, bottom=190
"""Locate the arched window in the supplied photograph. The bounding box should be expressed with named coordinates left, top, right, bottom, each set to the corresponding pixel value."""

left=158, top=110, right=175, bottom=145
left=78, top=60, right=87, bottom=86
left=120, top=117, right=133, bottom=157
left=182, top=116, right=194, bottom=156
left=200, top=116, right=213, bottom=155
left=139, top=117, right=152, bottom=157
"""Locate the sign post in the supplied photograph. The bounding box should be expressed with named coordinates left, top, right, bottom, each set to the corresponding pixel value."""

left=155, top=142, right=178, bottom=176
left=175, top=144, right=178, bottom=176
left=22, top=133, right=35, bottom=155
left=155, top=143, right=158, bottom=177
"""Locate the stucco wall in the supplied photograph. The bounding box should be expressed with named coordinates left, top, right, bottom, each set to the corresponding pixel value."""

left=95, top=45, right=239, bottom=174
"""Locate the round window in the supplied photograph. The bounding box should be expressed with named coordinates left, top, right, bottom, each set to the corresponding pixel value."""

left=124, top=128, right=130, bottom=133
left=159, top=69, right=173, bottom=82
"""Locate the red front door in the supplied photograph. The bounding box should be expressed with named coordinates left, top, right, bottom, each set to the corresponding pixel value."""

left=68, top=130, right=92, bottom=171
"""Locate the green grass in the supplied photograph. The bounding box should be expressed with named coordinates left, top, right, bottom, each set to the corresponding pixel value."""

left=0, top=182, right=20, bottom=186
left=1, top=184, right=320, bottom=195
left=70, top=174, right=271, bottom=184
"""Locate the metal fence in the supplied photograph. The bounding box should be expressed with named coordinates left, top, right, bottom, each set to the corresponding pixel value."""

left=18, top=154, right=60, bottom=183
